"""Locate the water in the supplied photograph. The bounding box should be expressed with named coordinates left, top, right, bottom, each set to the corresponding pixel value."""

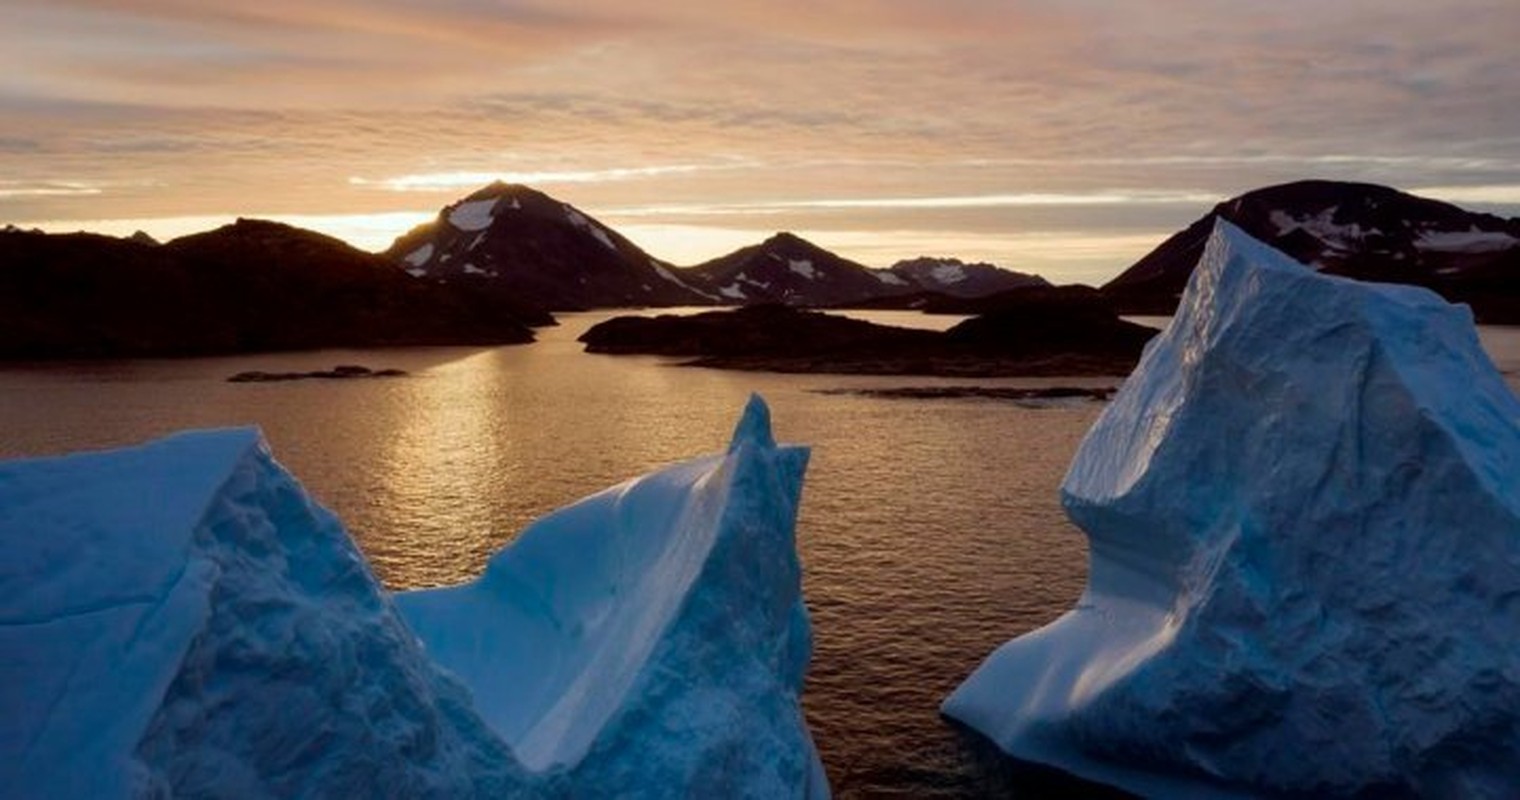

left=2, top=313, right=1516, bottom=796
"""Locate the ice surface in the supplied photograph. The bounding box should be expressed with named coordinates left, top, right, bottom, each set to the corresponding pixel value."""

left=3, top=397, right=827, bottom=798
left=0, top=430, right=525, bottom=799
left=398, top=395, right=828, bottom=797
left=449, top=198, right=498, bottom=231
left=944, top=220, right=1520, bottom=797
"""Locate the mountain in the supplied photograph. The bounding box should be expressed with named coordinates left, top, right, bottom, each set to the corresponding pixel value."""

left=681, top=232, right=915, bottom=307
left=385, top=182, right=712, bottom=311
left=0, top=220, right=533, bottom=359
left=1103, top=180, right=1520, bottom=321
left=888, top=257, right=1049, bottom=297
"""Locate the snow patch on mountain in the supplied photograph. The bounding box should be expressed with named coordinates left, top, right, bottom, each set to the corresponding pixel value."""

left=1416, top=227, right=1519, bottom=253
left=1268, top=207, right=1375, bottom=246
left=789, top=259, right=817, bottom=280
left=404, top=243, right=434, bottom=268
left=448, top=199, right=498, bottom=232
left=929, top=263, right=967, bottom=284
left=564, top=206, right=618, bottom=251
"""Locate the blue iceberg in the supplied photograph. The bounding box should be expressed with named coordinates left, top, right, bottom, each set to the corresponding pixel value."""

left=944, top=221, right=1520, bottom=797
left=0, top=396, right=825, bottom=798
left=398, top=395, right=827, bottom=797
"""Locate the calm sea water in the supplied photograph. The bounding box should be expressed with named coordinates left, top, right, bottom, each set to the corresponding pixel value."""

left=2, top=312, right=1516, bottom=797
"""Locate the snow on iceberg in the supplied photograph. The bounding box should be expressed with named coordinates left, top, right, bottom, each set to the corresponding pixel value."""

left=943, top=220, right=1520, bottom=797
left=397, top=394, right=828, bottom=798
left=0, top=428, right=525, bottom=799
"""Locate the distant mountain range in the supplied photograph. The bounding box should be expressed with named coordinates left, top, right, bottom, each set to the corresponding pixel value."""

left=382, top=187, right=1050, bottom=311
left=887, top=257, right=1049, bottom=297
left=1103, top=180, right=1520, bottom=322
left=0, top=220, right=534, bottom=359
left=679, top=232, right=912, bottom=307
left=5, top=178, right=1516, bottom=359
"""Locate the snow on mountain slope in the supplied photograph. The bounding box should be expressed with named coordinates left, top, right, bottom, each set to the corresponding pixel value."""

left=398, top=395, right=827, bottom=798
left=384, top=182, right=710, bottom=310
left=684, top=232, right=913, bottom=306
left=945, top=221, right=1520, bottom=797
left=0, top=429, right=525, bottom=799
left=887, top=257, right=1049, bottom=298
left=1104, top=180, right=1520, bottom=320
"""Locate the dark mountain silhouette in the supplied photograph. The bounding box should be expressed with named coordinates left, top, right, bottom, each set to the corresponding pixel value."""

left=888, top=257, right=1049, bottom=297
left=1103, top=180, right=1520, bottom=321
left=680, top=232, right=916, bottom=307
left=0, top=220, right=534, bottom=359
left=579, top=303, right=1153, bottom=377
left=385, top=182, right=712, bottom=311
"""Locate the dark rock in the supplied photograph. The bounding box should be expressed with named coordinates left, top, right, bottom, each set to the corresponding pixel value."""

left=1102, top=180, right=1520, bottom=322
left=227, top=365, right=409, bottom=382
left=580, top=303, right=1154, bottom=377
left=815, top=386, right=1117, bottom=402
left=0, top=221, right=534, bottom=359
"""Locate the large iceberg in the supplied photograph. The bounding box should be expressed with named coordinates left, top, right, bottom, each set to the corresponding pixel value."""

left=943, top=221, right=1520, bottom=797
left=0, top=428, right=526, bottom=799
left=1, top=396, right=826, bottom=798
left=398, top=395, right=828, bottom=797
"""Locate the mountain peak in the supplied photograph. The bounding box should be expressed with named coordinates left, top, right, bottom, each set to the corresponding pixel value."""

left=383, top=184, right=711, bottom=310
left=463, top=181, right=546, bottom=204
left=764, top=231, right=809, bottom=246
left=1103, top=179, right=1520, bottom=321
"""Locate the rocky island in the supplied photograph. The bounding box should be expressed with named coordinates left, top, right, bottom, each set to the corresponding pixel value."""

left=579, top=301, right=1156, bottom=377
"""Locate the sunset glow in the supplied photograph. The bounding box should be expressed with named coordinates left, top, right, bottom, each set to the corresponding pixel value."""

left=3, top=0, right=1516, bottom=281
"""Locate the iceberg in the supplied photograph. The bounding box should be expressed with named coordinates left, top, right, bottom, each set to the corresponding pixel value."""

left=0, top=428, right=525, bottom=799
left=398, top=395, right=828, bottom=797
left=943, top=221, right=1520, bottom=797
left=1, top=396, right=826, bottom=798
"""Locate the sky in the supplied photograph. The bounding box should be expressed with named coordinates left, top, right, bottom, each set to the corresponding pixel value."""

left=2, top=0, right=1517, bottom=284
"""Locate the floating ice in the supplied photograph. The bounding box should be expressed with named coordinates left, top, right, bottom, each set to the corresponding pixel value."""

left=0, top=430, right=524, bottom=799
left=944, top=220, right=1520, bottom=797
left=399, top=395, right=827, bottom=796
left=2, top=397, right=827, bottom=798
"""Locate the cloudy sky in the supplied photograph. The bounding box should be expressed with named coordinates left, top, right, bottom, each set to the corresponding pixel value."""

left=3, top=0, right=1517, bottom=282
